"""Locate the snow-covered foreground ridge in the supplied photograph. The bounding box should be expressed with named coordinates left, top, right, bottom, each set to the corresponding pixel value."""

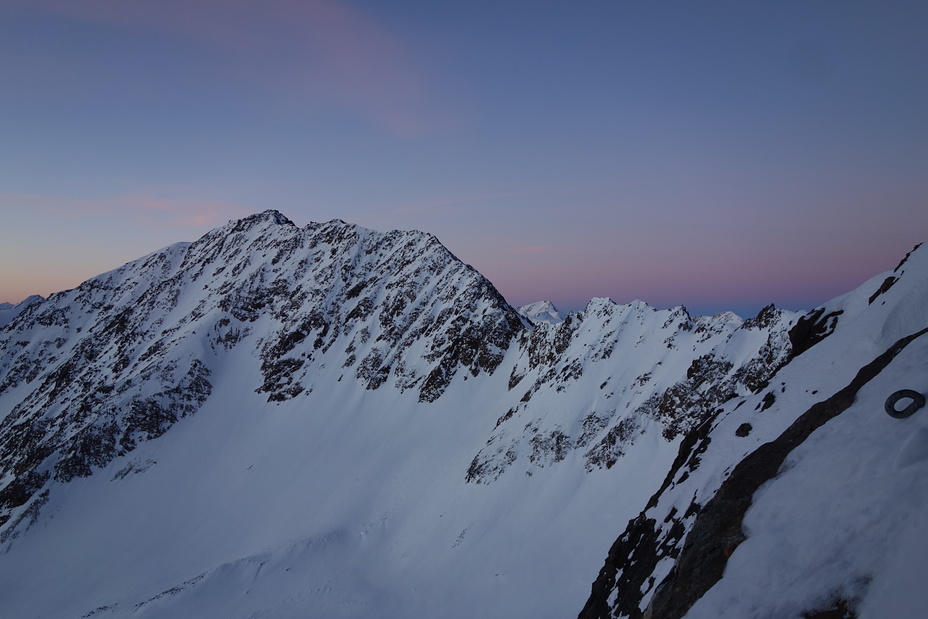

left=580, top=243, right=928, bottom=619
left=0, top=210, right=924, bottom=618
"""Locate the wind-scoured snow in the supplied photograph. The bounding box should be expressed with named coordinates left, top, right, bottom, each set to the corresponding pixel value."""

left=0, top=213, right=924, bottom=619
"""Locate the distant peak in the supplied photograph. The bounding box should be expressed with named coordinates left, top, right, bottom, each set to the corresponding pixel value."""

left=518, top=300, right=563, bottom=325
left=741, top=303, right=780, bottom=329
left=215, top=210, right=295, bottom=237
left=17, top=294, right=45, bottom=308
left=0, top=294, right=43, bottom=328
left=669, top=304, right=692, bottom=320
left=586, top=297, right=617, bottom=309
left=710, top=310, right=743, bottom=323
left=254, top=209, right=294, bottom=226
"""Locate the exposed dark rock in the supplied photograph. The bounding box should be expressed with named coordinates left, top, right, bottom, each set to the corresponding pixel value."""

left=893, top=242, right=922, bottom=272
left=647, top=419, right=714, bottom=512
left=581, top=325, right=928, bottom=619
left=788, top=308, right=844, bottom=360
left=577, top=412, right=611, bottom=448
left=802, top=597, right=858, bottom=619
left=508, top=368, right=525, bottom=390
left=578, top=510, right=689, bottom=619
left=741, top=303, right=778, bottom=329
left=642, top=326, right=928, bottom=619
left=731, top=313, right=795, bottom=393
left=0, top=471, right=50, bottom=513
left=464, top=434, right=517, bottom=484
left=494, top=407, right=518, bottom=429
left=637, top=355, right=734, bottom=441
left=584, top=417, right=642, bottom=471
left=756, top=391, right=776, bottom=411
left=868, top=276, right=898, bottom=305
left=529, top=428, right=572, bottom=466
left=0, top=488, right=49, bottom=547
left=469, top=298, right=795, bottom=483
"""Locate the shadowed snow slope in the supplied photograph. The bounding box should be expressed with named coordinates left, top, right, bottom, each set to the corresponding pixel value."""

left=0, top=212, right=923, bottom=619
left=580, top=242, right=928, bottom=619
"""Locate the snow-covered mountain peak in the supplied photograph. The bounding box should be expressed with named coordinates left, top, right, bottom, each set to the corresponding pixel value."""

left=584, top=296, right=618, bottom=312
left=0, top=212, right=526, bottom=544
left=517, top=300, right=563, bottom=325
left=706, top=309, right=742, bottom=323
left=236, top=208, right=295, bottom=228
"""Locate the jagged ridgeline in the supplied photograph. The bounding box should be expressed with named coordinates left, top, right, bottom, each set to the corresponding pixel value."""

left=2, top=211, right=922, bottom=618
left=0, top=211, right=797, bottom=538
left=0, top=211, right=524, bottom=530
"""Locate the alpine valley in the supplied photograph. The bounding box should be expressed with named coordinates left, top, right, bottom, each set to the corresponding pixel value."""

left=1, top=211, right=926, bottom=619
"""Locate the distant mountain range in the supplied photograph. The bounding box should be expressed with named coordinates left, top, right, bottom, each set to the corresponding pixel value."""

left=0, top=211, right=925, bottom=618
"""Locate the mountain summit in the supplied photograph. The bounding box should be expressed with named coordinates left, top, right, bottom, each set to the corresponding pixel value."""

left=0, top=213, right=925, bottom=619
left=0, top=211, right=523, bottom=527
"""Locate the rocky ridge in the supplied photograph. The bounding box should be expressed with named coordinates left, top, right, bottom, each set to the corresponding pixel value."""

left=0, top=210, right=795, bottom=544
left=0, top=211, right=525, bottom=537
left=466, top=299, right=794, bottom=483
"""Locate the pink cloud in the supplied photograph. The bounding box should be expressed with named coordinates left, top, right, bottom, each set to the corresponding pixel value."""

left=7, top=0, right=444, bottom=137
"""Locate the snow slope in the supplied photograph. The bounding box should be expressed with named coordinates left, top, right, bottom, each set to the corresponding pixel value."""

left=580, top=243, right=928, bottom=619
left=0, top=212, right=922, bottom=618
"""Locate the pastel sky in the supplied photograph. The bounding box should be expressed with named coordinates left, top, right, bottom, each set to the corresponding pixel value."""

left=1, top=1, right=926, bottom=317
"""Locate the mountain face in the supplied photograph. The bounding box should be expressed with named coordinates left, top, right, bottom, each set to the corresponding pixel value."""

left=465, top=299, right=793, bottom=484
left=0, top=211, right=924, bottom=619
left=0, top=211, right=522, bottom=534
